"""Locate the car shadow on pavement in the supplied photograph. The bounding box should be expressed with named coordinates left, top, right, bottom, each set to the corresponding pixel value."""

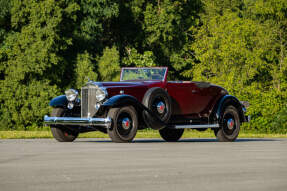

left=77, top=138, right=279, bottom=143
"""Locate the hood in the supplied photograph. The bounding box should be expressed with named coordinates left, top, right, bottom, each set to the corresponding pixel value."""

left=85, top=81, right=164, bottom=100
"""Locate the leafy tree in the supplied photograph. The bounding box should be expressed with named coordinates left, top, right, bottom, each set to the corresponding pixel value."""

left=0, top=0, right=78, bottom=129
left=142, top=0, right=201, bottom=77
left=0, top=0, right=121, bottom=129
left=272, top=105, right=287, bottom=134
left=0, top=0, right=10, bottom=43
left=98, top=46, right=120, bottom=81
left=248, top=0, right=287, bottom=132
left=122, top=48, right=156, bottom=67
left=71, top=0, right=119, bottom=57
left=75, top=51, right=97, bottom=89
left=189, top=0, right=287, bottom=132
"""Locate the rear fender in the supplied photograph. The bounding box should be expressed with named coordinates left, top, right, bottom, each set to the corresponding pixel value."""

left=215, top=95, right=245, bottom=123
left=49, top=95, right=68, bottom=107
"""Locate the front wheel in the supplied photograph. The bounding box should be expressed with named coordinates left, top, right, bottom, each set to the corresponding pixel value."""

left=107, top=106, right=138, bottom=143
left=159, top=128, right=184, bottom=142
left=215, top=105, right=240, bottom=142
left=50, top=108, right=79, bottom=142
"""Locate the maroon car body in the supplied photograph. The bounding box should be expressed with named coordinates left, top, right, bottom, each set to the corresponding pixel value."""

left=44, top=67, right=249, bottom=142
left=97, top=80, right=226, bottom=121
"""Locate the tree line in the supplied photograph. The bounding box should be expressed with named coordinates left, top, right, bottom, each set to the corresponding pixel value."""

left=0, top=0, right=286, bottom=133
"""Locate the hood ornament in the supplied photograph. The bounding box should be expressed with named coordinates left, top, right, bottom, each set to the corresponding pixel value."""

left=86, top=78, right=101, bottom=87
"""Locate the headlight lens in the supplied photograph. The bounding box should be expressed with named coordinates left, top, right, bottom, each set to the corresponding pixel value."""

left=65, top=89, right=78, bottom=102
left=96, top=87, right=107, bottom=102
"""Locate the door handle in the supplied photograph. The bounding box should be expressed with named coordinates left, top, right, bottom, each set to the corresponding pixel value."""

left=192, top=90, right=197, bottom=93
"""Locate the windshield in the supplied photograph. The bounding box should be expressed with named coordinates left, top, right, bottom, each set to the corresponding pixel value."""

left=120, top=67, right=167, bottom=81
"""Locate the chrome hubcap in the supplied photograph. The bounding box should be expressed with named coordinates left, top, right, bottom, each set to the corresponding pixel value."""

left=227, top=118, right=235, bottom=130
left=156, top=102, right=165, bottom=114
left=121, top=118, right=131, bottom=130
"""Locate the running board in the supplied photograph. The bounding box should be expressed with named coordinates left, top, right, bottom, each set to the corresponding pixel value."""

left=170, top=124, right=219, bottom=129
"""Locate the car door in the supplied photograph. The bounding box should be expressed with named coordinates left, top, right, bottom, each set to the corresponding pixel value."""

left=166, top=82, right=213, bottom=115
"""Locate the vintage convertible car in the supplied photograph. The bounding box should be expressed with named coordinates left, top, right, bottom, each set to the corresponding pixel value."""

left=44, top=67, right=249, bottom=142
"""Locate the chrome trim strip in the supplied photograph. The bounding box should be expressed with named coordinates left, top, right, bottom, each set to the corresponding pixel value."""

left=44, top=115, right=112, bottom=128
left=171, top=124, right=220, bottom=129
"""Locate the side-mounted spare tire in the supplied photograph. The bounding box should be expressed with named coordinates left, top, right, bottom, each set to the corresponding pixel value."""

left=142, top=87, right=172, bottom=130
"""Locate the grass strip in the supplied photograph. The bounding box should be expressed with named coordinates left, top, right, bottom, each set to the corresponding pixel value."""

left=1, top=129, right=286, bottom=139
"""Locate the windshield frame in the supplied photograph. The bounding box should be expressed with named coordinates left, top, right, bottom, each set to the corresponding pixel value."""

left=120, top=67, right=168, bottom=82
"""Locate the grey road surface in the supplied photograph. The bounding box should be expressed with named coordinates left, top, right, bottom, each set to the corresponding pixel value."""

left=0, top=138, right=287, bottom=191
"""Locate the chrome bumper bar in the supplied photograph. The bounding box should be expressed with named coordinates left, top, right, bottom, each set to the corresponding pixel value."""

left=44, top=115, right=112, bottom=128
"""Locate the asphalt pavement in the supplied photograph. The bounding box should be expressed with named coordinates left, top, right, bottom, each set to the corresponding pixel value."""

left=0, top=138, right=287, bottom=191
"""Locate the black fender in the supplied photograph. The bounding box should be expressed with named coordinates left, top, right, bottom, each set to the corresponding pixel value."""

left=102, top=95, right=143, bottom=109
left=99, top=94, right=166, bottom=128
left=215, top=95, right=245, bottom=123
left=49, top=95, right=68, bottom=107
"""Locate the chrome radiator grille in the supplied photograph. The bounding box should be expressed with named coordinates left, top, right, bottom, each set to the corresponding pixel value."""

left=81, top=85, right=98, bottom=118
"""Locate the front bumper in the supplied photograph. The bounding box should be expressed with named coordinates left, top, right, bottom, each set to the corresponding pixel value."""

left=44, top=115, right=112, bottom=129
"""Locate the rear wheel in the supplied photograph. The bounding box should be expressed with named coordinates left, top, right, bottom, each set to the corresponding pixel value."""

left=215, top=105, right=240, bottom=142
left=107, top=106, right=138, bottom=143
left=159, top=128, right=184, bottom=142
left=50, top=108, right=79, bottom=142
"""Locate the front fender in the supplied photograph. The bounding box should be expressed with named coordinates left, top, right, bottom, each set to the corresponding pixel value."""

left=49, top=95, right=68, bottom=107
left=98, top=95, right=166, bottom=128
left=101, top=95, right=145, bottom=110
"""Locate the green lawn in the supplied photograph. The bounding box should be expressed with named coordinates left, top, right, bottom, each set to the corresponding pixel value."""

left=1, top=129, right=286, bottom=139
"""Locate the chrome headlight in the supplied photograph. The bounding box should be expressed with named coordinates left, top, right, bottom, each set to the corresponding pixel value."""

left=65, top=89, right=78, bottom=102
left=96, top=87, right=107, bottom=102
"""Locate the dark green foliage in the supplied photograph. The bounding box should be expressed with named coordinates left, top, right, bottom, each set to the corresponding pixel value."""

left=0, top=0, right=286, bottom=132
left=0, top=0, right=10, bottom=43
left=189, top=0, right=287, bottom=133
